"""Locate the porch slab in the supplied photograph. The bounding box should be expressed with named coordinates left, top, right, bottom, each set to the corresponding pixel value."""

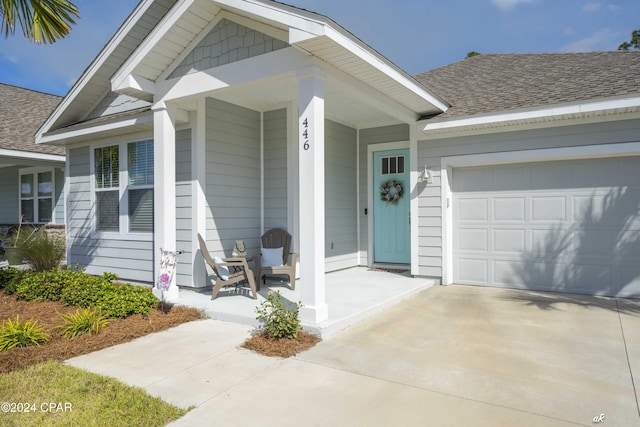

left=176, top=267, right=437, bottom=338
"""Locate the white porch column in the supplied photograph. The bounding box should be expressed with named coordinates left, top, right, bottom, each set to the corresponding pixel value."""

left=191, top=98, right=207, bottom=287
left=297, top=68, right=329, bottom=324
left=153, top=102, right=178, bottom=301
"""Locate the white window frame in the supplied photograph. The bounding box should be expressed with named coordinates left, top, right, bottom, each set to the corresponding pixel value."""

left=90, top=136, right=154, bottom=239
left=19, top=167, right=56, bottom=224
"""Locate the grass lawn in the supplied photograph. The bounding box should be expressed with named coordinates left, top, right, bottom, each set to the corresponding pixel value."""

left=0, top=287, right=205, bottom=426
left=0, top=360, right=188, bottom=427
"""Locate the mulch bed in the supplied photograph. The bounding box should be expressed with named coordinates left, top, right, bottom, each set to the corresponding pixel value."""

left=0, top=291, right=206, bottom=374
left=242, top=329, right=321, bottom=358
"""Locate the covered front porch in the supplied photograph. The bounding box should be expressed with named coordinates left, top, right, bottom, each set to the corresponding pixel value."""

left=177, top=267, right=436, bottom=338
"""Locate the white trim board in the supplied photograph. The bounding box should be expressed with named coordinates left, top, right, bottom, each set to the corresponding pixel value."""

left=0, top=149, right=65, bottom=163
left=423, top=95, right=640, bottom=134
left=439, top=141, right=640, bottom=285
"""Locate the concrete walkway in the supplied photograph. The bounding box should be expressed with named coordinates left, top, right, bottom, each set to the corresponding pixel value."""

left=66, top=285, right=640, bottom=426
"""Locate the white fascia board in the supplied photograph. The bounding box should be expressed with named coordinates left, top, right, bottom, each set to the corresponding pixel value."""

left=36, top=0, right=157, bottom=144
left=289, top=26, right=323, bottom=44
left=0, top=148, right=65, bottom=163
left=155, top=46, right=308, bottom=104
left=321, top=26, right=449, bottom=114
left=423, top=95, right=640, bottom=133
left=38, top=114, right=153, bottom=145
left=111, top=0, right=198, bottom=94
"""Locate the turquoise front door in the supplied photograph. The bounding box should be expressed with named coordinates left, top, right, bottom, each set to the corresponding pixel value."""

left=373, top=149, right=410, bottom=264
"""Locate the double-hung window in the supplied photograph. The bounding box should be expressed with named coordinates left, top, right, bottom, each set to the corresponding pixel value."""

left=20, top=169, right=54, bottom=223
left=94, top=140, right=154, bottom=233
left=95, top=145, right=120, bottom=231
left=127, top=141, right=154, bottom=232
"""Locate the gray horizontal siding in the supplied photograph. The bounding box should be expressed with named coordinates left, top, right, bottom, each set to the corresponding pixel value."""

left=86, top=92, right=150, bottom=120
left=417, top=118, right=640, bottom=278
left=204, top=98, right=261, bottom=260
left=263, top=108, right=288, bottom=231
left=325, top=120, right=358, bottom=272
left=0, top=166, right=19, bottom=224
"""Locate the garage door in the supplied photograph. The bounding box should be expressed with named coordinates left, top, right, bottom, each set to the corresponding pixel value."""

left=453, top=157, right=640, bottom=298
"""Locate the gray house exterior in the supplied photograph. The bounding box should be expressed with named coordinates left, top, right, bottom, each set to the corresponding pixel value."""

left=0, top=84, right=65, bottom=227
left=415, top=53, right=640, bottom=298
left=35, top=0, right=640, bottom=325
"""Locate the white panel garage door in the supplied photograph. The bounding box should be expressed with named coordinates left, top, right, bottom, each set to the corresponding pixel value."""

left=453, top=157, right=640, bottom=297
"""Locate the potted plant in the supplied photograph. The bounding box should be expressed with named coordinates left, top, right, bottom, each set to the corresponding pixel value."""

left=3, top=215, right=32, bottom=266
left=3, top=217, right=22, bottom=265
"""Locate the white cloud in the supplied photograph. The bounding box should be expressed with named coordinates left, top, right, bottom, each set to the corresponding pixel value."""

left=490, top=0, right=537, bottom=10
left=582, top=2, right=601, bottom=12
left=560, top=28, right=615, bottom=52
left=607, top=4, right=620, bottom=11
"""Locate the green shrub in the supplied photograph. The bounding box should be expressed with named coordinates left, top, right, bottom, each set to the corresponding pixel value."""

left=61, top=273, right=112, bottom=308
left=0, top=267, right=25, bottom=294
left=8, top=266, right=158, bottom=319
left=102, top=271, right=119, bottom=282
left=95, top=284, right=158, bottom=318
left=59, top=308, right=109, bottom=339
left=14, top=231, right=65, bottom=272
left=255, top=290, right=302, bottom=339
left=15, top=269, right=69, bottom=301
left=0, top=316, right=48, bottom=351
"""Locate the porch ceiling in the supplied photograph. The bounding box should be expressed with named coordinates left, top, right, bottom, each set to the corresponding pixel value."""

left=173, top=71, right=411, bottom=129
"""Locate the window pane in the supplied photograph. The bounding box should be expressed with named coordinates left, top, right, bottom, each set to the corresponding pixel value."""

left=96, top=190, right=119, bottom=231
left=38, top=198, right=52, bottom=223
left=398, top=156, right=405, bottom=174
left=390, top=157, right=397, bottom=174
left=21, top=174, right=33, bottom=197
left=21, top=200, right=34, bottom=222
left=38, top=172, right=53, bottom=197
left=129, top=189, right=154, bottom=232
left=95, top=146, right=119, bottom=189
left=128, top=140, right=154, bottom=186
left=381, top=157, right=389, bottom=175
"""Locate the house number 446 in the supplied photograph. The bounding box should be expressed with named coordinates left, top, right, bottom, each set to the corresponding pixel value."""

left=302, top=118, right=310, bottom=151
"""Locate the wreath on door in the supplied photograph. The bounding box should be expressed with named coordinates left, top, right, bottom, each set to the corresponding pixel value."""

left=379, top=179, right=404, bottom=205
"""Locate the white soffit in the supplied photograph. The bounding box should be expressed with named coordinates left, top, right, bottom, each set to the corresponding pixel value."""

left=294, top=30, right=448, bottom=116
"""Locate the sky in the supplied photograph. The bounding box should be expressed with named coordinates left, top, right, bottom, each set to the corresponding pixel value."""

left=0, top=0, right=637, bottom=97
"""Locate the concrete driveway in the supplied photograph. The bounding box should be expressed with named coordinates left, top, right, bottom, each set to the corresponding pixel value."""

left=67, top=285, right=640, bottom=426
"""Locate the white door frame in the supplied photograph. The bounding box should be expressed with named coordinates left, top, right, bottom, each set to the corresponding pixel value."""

left=367, top=140, right=413, bottom=268
left=440, top=141, right=640, bottom=285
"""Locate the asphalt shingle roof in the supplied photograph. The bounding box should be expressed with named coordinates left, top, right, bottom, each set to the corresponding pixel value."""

left=414, top=51, right=640, bottom=121
left=0, top=83, right=64, bottom=155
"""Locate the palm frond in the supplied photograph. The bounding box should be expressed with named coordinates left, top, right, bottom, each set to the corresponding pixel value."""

left=1, top=0, right=79, bottom=44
